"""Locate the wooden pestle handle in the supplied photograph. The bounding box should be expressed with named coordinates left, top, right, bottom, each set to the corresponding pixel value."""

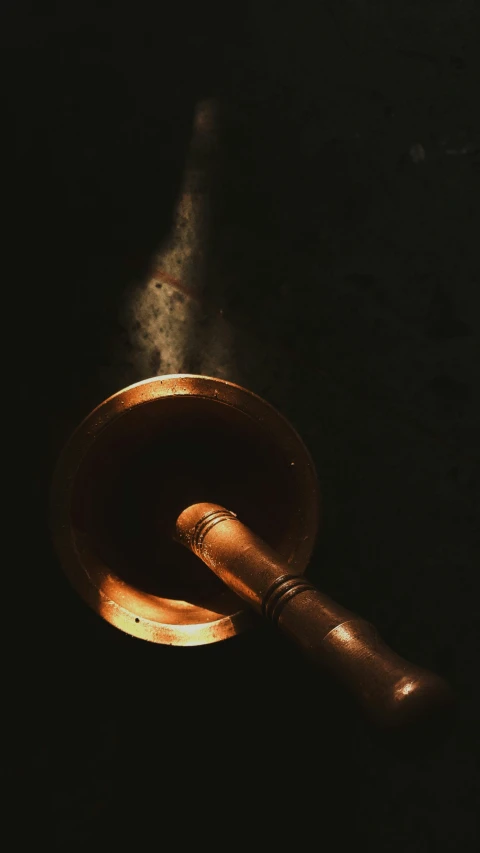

left=175, top=503, right=452, bottom=727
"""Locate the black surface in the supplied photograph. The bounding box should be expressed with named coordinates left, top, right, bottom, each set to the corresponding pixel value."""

left=5, top=3, right=479, bottom=850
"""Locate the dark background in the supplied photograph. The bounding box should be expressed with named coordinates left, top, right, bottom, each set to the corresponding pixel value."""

left=5, top=1, right=479, bottom=849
